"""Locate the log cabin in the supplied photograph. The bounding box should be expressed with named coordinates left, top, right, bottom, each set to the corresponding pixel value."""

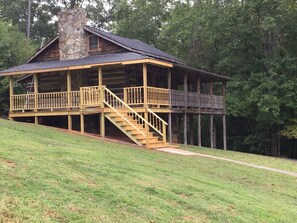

left=0, top=8, right=230, bottom=149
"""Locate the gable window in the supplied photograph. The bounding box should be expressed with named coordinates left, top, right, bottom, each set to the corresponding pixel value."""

left=89, top=35, right=99, bottom=50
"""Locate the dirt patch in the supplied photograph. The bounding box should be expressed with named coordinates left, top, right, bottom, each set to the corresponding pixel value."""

left=0, top=197, right=21, bottom=223
left=0, top=158, right=16, bottom=169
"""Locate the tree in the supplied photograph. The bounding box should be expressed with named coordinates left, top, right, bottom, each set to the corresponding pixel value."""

left=0, top=21, right=35, bottom=116
left=110, top=0, right=171, bottom=45
left=159, top=0, right=297, bottom=157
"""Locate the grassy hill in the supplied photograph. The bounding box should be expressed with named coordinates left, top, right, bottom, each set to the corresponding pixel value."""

left=0, top=119, right=297, bottom=223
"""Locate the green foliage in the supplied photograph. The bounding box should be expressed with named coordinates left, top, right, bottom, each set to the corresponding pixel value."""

left=110, top=0, right=171, bottom=45
left=281, top=119, right=297, bottom=139
left=0, top=20, right=35, bottom=116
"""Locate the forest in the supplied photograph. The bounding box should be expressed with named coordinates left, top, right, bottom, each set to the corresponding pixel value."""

left=0, top=0, right=296, bottom=158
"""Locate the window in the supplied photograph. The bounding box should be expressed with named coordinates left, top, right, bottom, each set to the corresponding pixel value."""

left=89, top=35, right=98, bottom=50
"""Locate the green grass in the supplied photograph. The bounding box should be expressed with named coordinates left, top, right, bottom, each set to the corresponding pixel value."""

left=0, top=119, right=297, bottom=223
left=184, top=145, right=297, bottom=173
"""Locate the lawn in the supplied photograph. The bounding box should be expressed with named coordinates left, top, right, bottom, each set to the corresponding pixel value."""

left=0, top=119, right=297, bottom=223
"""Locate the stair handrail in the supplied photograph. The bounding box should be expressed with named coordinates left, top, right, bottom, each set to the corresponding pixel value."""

left=147, top=108, right=168, bottom=144
left=103, top=86, right=167, bottom=141
left=103, top=86, right=148, bottom=137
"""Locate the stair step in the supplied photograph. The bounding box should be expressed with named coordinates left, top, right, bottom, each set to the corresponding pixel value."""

left=116, top=120, right=143, bottom=128
left=140, top=136, right=161, bottom=144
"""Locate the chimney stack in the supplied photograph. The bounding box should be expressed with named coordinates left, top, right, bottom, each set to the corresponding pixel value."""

left=58, top=8, right=88, bottom=60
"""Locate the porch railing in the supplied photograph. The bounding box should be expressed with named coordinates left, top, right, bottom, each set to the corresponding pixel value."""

left=11, top=86, right=225, bottom=112
left=11, top=91, right=80, bottom=111
left=124, top=86, right=225, bottom=110
left=124, top=86, right=170, bottom=106
left=80, top=86, right=102, bottom=108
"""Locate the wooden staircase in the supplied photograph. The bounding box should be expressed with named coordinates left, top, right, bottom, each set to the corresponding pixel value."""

left=97, top=86, right=168, bottom=149
left=105, top=111, right=165, bottom=148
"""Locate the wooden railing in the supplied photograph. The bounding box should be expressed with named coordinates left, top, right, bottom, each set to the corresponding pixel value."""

left=147, top=87, right=170, bottom=106
left=11, top=87, right=225, bottom=112
left=37, top=92, right=68, bottom=109
left=80, top=86, right=102, bottom=108
left=11, top=91, right=80, bottom=111
left=147, top=108, right=167, bottom=144
left=124, top=86, right=144, bottom=105
left=124, top=86, right=170, bottom=106
left=170, top=90, right=186, bottom=107
left=12, top=94, right=35, bottom=111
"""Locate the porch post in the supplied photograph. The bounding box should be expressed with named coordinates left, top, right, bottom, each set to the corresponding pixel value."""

left=67, top=70, right=71, bottom=108
left=34, top=74, right=38, bottom=124
left=80, top=114, right=85, bottom=134
left=198, top=114, right=201, bottom=147
left=9, top=77, right=13, bottom=114
left=222, top=81, right=226, bottom=109
left=210, top=114, right=214, bottom=148
left=143, top=63, right=149, bottom=148
left=197, top=77, right=201, bottom=108
left=210, top=79, right=213, bottom=109
left=184, top=73, right=188, bottom=108
left=168, top=69, right=172, bottom=144
left=223, top=114, right=227, bottom=150
left=98, top=66, right=103, bottom=86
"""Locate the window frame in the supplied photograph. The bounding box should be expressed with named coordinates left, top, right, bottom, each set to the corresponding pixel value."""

left=88, top=35, right=99, bottom=51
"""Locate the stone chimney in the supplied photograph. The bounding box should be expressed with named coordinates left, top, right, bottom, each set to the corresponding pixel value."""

left=58, top=8, right=88, bottom=60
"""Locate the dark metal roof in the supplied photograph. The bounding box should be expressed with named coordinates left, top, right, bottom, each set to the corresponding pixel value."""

left=84, top=26, right=184, bottom=65
left=0, top=52, right=148, bottom=76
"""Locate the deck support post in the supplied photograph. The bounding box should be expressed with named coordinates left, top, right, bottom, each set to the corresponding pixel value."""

left=198, top=114, right=201, bottom=147
left=210, top=114, right=214, bottom=148
left=168, top=113, right=172, bottom=144
left=80, top=114, right=84, bottom=134
left=184, top=113, right=187, bottom=145
left=67, top=70, right=71, bottom=109
left=34, top=74, right=38, bottom=112
left=100, top=113, right=105, bottom=138
left=223, top=114, right=227, bottom=150
left=9, top=77, right=13, bottom=114
left=190, top=115, right=194, bottom=145
left=34, top=116, right=38, bottom=125
left=68, top=115, right=72, bottom=131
